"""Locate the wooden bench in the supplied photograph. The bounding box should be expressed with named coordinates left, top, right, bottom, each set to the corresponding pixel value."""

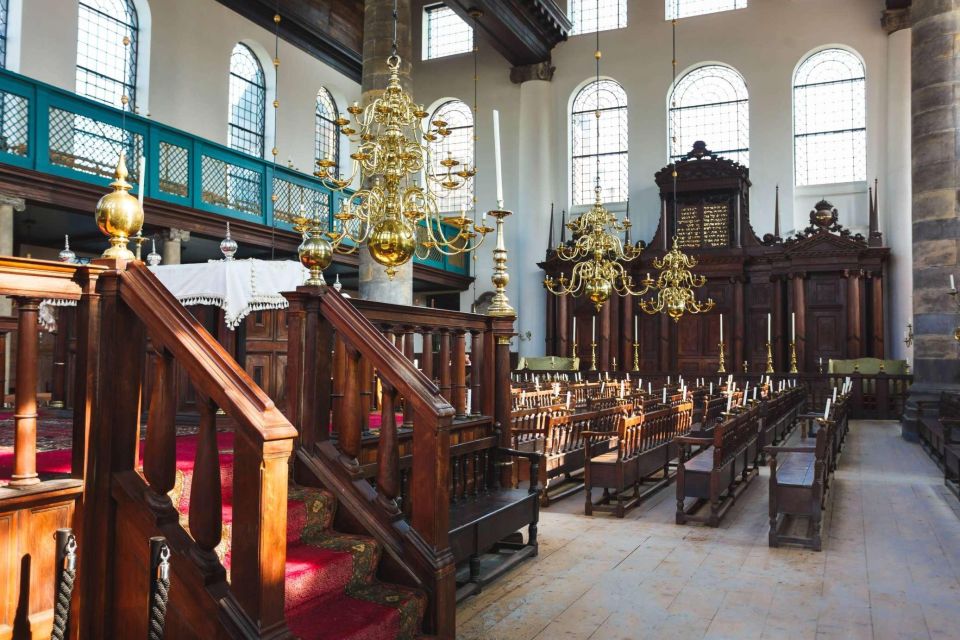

left=675, top=403, right=760, bottom=526
left=584, top=401, right=694, bottom=517
left=766, top=417, right=835, bottom=551
left=916, top=392, right=960, bottom=468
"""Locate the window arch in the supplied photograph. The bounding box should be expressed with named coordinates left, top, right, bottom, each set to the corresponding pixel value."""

left=315, top=87, right=340, bottom=178
left=794, top=48, right=866, bottom=186
left=427, top=99, right=474, bottom=213
left=571, top=79, right=628, bottom=206
left=228, top=43, right=266, bottom=157
left=76, top=0, right=139, bottom=110
left=669, top=64, right=748, bottom=166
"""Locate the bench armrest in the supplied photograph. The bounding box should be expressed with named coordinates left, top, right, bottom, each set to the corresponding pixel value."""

left=511, top=428, right=549, bottom=436
left=674, top=436, right=712, bottom=446
left=497, top=447, right=544, bottom=494
left=581, top=430, right=614, bottom=440
left=765, top=445, right=815, bottom=455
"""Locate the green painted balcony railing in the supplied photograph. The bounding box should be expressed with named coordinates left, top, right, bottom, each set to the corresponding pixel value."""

left=0, top=68, right=469, bottom=276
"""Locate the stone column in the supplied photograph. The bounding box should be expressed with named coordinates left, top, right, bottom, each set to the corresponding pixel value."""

left=514, top=61, right=554, bottom=356
left=162, top=228, right=189, bottom=265
left=0, top=195, right=25, bottom=397
left=358, top=0, right=413, bottom=305
left=904, top=0, right=960, bottom=440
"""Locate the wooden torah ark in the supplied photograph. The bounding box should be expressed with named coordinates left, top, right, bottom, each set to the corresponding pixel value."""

left=541, top=142, right=889, bottom=375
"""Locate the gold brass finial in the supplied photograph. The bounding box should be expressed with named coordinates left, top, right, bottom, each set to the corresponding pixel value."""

left=95, top=151, right=144, bottom=260
left=487, top=209, right=515, bottom=317
left=274, top=13, right=281, bottom=23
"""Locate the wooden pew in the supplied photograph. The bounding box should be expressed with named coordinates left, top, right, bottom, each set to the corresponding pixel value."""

left=766, top=416, right=835, bottom=551
left=916, top=392, right=960, bottom=468
left=583, top=401, right=694, bottom=517
left=674, top=403, right=760, bottom=526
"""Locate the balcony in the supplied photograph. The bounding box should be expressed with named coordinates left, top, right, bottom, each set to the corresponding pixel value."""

left=0, top=68, right=468, bottom=277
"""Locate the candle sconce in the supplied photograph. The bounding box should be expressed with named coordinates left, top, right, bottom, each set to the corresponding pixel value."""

left=904, top=323, right=913, bottom=347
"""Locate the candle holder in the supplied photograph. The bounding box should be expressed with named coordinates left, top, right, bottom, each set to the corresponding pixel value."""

left=765, top=342, right=775, bottom=373
left=717, top=341, right=726, bottom=373
left=571, top=341, right=578, bottom=360
left=487, top=209, right=515, bottom=317
left=789, top=341, right=798, bottom=374
left=632, top=341, right=640, bottom=371
left=589, top=341, right=598, bottom=371
left=611, top=357, right=617, bottom=372
left=904, top=322, right=914, bottom=347
left=743, top=360, right=749, bottom=373
left=818, top=358, right=824, bottom=374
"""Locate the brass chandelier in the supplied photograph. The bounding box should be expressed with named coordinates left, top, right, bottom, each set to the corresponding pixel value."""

left=639, top=236, right=714, bottom=321
left=543, top=0, right=644, bottom=311
left=313, top=1, right=490, bottom=279
left=544, top=184, right=646, bottom=310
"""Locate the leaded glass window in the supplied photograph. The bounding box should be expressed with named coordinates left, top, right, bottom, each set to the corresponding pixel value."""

left=76, top=0, right=139, bottom=110
left=228, top=43, right=266, bottom=157
left=316, top=87, right=340, bottom=179
left=0, top=0, right=10, bottom=69
left=569, top=0, right=627, bottom=36
left=428, top=99, right=474, bottom=214
left=571, top=79, right=628, bottom=205
left=424, top=4, right=473, bottom=60
left=794, top=48, right=866, bottom=186
left=665, top=0, right=747, bottom=21
left=669, top=65, right=749, bottom=166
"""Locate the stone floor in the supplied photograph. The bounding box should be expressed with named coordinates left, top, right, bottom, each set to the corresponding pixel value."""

left=456, top=420, right=960, bottom=640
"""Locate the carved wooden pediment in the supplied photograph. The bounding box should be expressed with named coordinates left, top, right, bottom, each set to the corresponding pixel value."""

left=654, top=141, right=750, bottom=188
left=784, top=200, right=867, bottom=247
left=783, top=228, right=867, bottom=256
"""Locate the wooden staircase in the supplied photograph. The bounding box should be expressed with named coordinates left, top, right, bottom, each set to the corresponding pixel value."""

left=0, top=257, right=462, bottom=638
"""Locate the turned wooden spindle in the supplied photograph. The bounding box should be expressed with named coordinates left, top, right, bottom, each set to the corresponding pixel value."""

left=376, top=382, right=401, bottom=513
left=403, top=326, right=415, bottom=427
left=439, top=329, right=452, bottom=403
left=143, top=347, right=177, bottom=504
left=470, top=331, right=482, bottom=415
left=330, top=334, right=346, bottom=439
left=359, top=353, right=373, bottom=433
left=453, top=331, right=467, bottom=417
left=339, top=344, right=362, bottom=464
left=189, top=394, right=222, bottom=567
left=10, top=297, right=41, bottom=487
left=421, top=329, right=434, bottom=382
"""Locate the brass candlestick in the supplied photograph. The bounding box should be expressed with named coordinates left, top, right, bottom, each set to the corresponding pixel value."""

left=717, top=340, right=726, bottom=373
left=743, top=360, right=749, bottom=373
left=571, top=341, right=578, bottom=360
left=789, top=340, right=798, bottom=374
left=632, top=342, right=640, bottom=371
left=589, top=341, right=598, bottom=371
left=611, top=357, right=617, bottom=372
left=765, top=341, right=775, bottom=373
left=487, top=209, right=515, bottom=317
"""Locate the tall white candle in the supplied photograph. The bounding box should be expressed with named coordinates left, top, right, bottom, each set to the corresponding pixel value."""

left=572, top=317, right=577, bottom=344
left=719, top=313, right=724, bottom=342
left=823, top=398, right=832, bottom=420
left=634, top=316, right=638, bottom=342
left=791, top=312, right=796, bottom=341
left=710, top=382, right=714, bottom=395
left=832, top=387, right=837, bottom=402
left=767, top=313, right=772, bottom=342
left=663, top=387, right=667, bottom=404
left=952, top=274, right=956, bottom=291
left=592, top=316, right=596, bottom=342
left=493, top=110, right=503, bottom=209
left=726, top=391, right=733, bottom=413
left=138, top=155, right=146, bottom=206
left=648, top=382, right=652, bottom=394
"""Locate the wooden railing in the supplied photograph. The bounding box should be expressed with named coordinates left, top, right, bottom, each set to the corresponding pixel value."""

left=285, top=290, right=514, bottom=637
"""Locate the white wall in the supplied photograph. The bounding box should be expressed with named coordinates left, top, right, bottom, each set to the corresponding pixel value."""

left=412, top=0, right=908, bottom=357
left=15, top=0, right=360, bottom=176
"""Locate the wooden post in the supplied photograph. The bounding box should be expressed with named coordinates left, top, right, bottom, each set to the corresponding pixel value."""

left=600, top=298, right=611, bottom=371
left=846, top=269, right=863, bottom=358
left=421, top=328, right=434, bottom=382
left=340, top=343, right=362, bottom=465
left=50, top=306, right=69, bottom=408
left=492, top=317, right=515, bottom=487
left=453, top=330, right=467, bottom=417
left=556, top=292, right=568, bottom=357
left=872, top=272, right=885, bottom=358
left=792, top=273, right=806, bottom=372
left=439, top=329, right=452, bottom=403
left=403, top=326, right=415, bottom=427
left=733, top=277, right=745, bottom=371
left=143, top=347, right=176, bottom=505
left=9, top=297, right=40, bottom=487
left=376, top=382, right=400, bottom=511
left=620, top=289, right=633, bottom=371
left=470, top=331, right=482, bottom=415
left=772, top=276, right=784, bottom=371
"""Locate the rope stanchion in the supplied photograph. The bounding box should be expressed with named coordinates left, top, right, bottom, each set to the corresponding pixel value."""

left=51, top=528, right=77, bottom=640
left=148, top=537, right=171, bottom=640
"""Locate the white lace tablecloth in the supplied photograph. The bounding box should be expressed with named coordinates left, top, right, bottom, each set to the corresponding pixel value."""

left=149, top=259, right=309, bottom=329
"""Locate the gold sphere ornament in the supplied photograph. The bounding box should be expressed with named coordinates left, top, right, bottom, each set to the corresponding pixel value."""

left=367, top=218, right=415, bottom=279
left=299, top=229, right=333, bottom=287
left=586, top=278, right=612, bottom=308
left=95, top=151, right=144, bottom=260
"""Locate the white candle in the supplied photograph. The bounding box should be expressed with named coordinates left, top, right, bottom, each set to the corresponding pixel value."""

left=493, top=110, right=503, bottom=209
left=648, top=382, right=652, bottom=394
left=767, top=313, right=771, bottom=342
left=138, top=155, right=146, bottom=206
left=663, top=387, right=667, bottom=404
left=719, top=313, right=724, bottom=342
left=572, top=317, right=577, bottom=344
left=566, top=391, right=571, bottom=408
left=634, top=316, right=638, bottom=342
left=667, top=375, right=671, bottom=385
left=414, top=358, right=419, bottom=369
left=726, top=391, right=733, bottom=413
left=823, top=398, right=831, bottom=420
left=832, top=387, right=838, bottom=402
left=727, top=374, right=733, bottom=388
left=710, top=382, right=714, bottom=395
left=753, top=387, right=757, bottom=400
left=592, top=316, right=596, bottom=342
left=466, top=388, right=472, bottom=410
left=791, top=312, right=796, bottom=341
left=952, top=274, right=956, bottom=291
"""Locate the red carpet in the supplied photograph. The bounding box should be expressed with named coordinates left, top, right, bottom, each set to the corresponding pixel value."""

left=2, top=421, right=425, bottom=638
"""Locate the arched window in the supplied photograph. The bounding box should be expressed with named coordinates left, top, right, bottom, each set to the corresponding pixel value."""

left=571, top=79, right=628, bottom=205
left=428, top=99, right=474, bottom=213
left=76, top=0, right=139, bottom=110
left=315, top=87, right=340, bottom=178
left=0, top=0, right=10, bottom=68
left=794, top=48, right=866, bottom=186
left=569, top=0, right=627, bottom=35
left=228, top=43, right=266, bottom=157
left=669, top=64, right=748, bottom=166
